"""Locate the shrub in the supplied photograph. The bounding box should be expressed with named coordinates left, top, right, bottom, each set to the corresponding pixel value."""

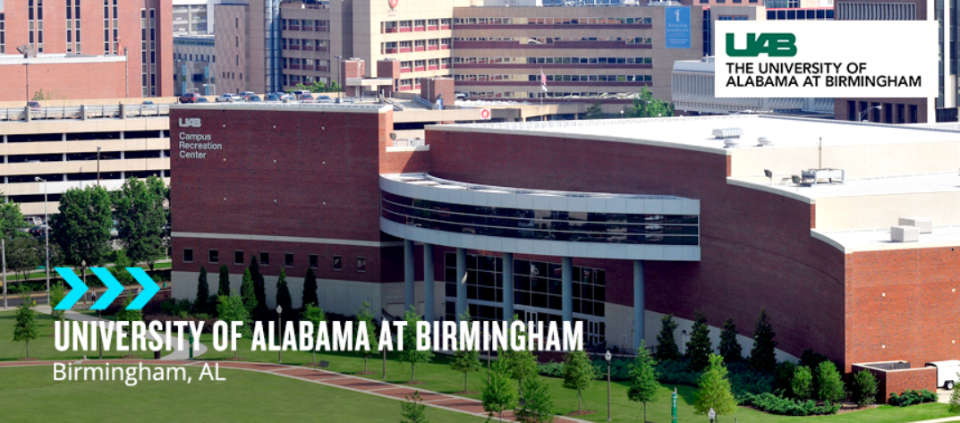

left=791, top=366, right=814, bottom=401
left=815, top=361, right=845, bottom=403
left=889, top=389, right=938, bottom=407
left=851, top=370, right=878, bottom=407
left=741, top=393, right=840, bottom=416
left=656, top=359, right=701, bottom=386
left=727, top=362, right=775, bottom=399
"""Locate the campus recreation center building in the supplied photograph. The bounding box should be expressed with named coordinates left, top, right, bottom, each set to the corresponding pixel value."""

left=170, top=103, right=960, bottom=372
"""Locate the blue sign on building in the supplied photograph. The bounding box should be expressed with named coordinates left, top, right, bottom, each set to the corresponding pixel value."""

left=665, top=7, right=691, bottom=49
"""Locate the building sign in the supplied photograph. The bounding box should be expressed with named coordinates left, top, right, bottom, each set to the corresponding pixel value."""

left=177, top=118, right=221, bottom=159
left=388, top=0, right=398, bottom=9
left=664, top=7, right=691, bottom=49
left=716, top=21, right=937, bottom=98
left=480, top=109, right=491, bottom=120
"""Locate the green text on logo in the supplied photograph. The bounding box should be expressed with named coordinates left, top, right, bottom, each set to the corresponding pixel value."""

left=726, top=33, right=797, bottom=57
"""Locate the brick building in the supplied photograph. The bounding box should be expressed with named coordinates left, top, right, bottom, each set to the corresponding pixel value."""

left=170, top=104, right=960, bottom=374
left=0, top=0, right=174, bottom=102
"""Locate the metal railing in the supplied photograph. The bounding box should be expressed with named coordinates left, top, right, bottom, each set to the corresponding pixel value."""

left=0, top=104, right=170, bottom=122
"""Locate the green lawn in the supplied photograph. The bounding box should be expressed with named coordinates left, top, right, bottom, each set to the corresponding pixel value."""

left=0, top=366, right=487, bottom=423
left=0, top=310, right=152, bottom=360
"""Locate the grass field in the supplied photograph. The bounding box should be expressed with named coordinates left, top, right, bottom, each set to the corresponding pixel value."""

left=0, top=366, right=487, bottom=423
left=0, top=310, right=153, bottom=360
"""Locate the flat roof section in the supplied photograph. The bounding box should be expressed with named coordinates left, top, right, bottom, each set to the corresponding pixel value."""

left=171, top=103, right=392, bottom=114
left=814, top=226, right=960, bottom=253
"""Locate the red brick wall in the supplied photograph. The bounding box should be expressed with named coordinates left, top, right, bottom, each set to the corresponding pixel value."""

left=846, top=248, right=960, bottom=371
left=426, top=129, right=846, bottom=363
left=0, top=61, right=129, bottom=101
left=853, top=364, right=937, bottom=404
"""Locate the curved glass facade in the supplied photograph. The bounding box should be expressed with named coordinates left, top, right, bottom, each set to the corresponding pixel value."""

left=381, top=191, right=699, bottom=246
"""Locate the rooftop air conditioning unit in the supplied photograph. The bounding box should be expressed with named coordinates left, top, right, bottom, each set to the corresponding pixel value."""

left=757, top=137, right=773, bottom=147
left=712, top=128, right=742, bottom=139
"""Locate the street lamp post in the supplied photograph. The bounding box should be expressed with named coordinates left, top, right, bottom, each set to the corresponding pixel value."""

left=96, top=146, right=102, bottom=186
left=382, top=316, right=389, bottom=379
left=277, top=304, right=283, bottom=363
left=34, top=177, right=49, bottom=305
left=859, top=105, right=882, bottom=122
left=92, top=292, right=102, bottom=359
left=334, top=55, right=343, bottom=98
left=605, top=350, right=612, bottom=421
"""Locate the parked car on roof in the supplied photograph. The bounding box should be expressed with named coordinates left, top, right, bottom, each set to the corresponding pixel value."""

left=298, top=93, right=316, bottom=103
left=317, top=95, right=333, bottom=103
left=265, top=94, right=280, bottom=103
left=196, top=97, right=210, bottom=103
left=249, top=95, right=263, bottom=102
left=179, top=93, right=201, bottom=103
left=280, top=94, right=297, bottom=103
left=239, top=91, right=256, bottom=101
left=215, top=94, right=234, bottom=103
left=27, top=101, right=41, bottom=112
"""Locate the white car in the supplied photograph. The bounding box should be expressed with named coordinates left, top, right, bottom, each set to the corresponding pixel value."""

left=215, top=94, right=234, bottom=103
left=280, top=94, right=297, bottom=103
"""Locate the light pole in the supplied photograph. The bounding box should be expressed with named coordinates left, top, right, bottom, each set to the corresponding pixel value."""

left=334, top=55, right=343, bottom=97
left=382, top=315, right=388, bottom=379
left=34, top=177, right=49, bottom=305
left=92, top=292, right=102, bottom=359
left=277, top=304, right=283, bottom=363
left=25, top=63, right=30, bottom=103
left=605, top=350, right=612, bottom=421
left=96, top=146, right=102, bottom=186
left=859, top=104, right=882, bottom=122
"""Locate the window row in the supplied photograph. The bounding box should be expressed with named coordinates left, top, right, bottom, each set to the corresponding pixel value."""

left=382, top=19, right=451, bottom=33
left=284, top=74, right=332, bottom=86
left=282, top=38, right=329, bottom=50
left=453, top=74, right=653, bottom=83
left=454, top=36, right=652, bottom=45
left=454, top=56, right=652, bottom=65
left=381, top=38, right=451, bottom=53
left=453, top=16, right=652, bottom=26
left=281, top=19, right=329, bottom=31
left=175, top=53, right=214, bottom=62
left=461, top=91, right=644, bottom=99
left=181, top=248, right=366, bottom=272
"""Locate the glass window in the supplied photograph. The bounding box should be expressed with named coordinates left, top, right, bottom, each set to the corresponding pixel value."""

left=309, top=254, right=319, bottom=269
left=259, top=251, right=269, bottom=266
left=333, top=255, right=342, bottom=271
left=234, top=251, right=244, bottom=265
left=209, top=249, right=219, bottom=264
left=285, top=253, right=294, bottom=267
left=183, top=248, right=193, bottom=263
left=357, top=257, right=366, bottom=272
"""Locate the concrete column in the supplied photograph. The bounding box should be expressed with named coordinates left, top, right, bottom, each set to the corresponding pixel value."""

left=62, top=134, right=67, bottom=141
left=404, top=239, right=415, bottom=314
left=3, top=135, right=7, bottom=143
left=161, top=170, right=166, bottom=178
left=120, top=132, right=125, bottom=140
left=25, top=106, right=31, bottom=123
left=456, top=248, right=467, bottom=322
left=423, top=243, right=435, bottom=322
left=502, top=252, right=514, bottom=320
left=562, top=257, right=573, bottom=322
left=634, top=260, right=645, bottom=352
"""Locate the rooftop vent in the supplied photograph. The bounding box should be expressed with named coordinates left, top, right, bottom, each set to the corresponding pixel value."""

left=898, top=217, right=932, bottom=234
left=891, top=226, right=919, bottom=243
left=757, top=137, right=773, bottom=147
left=712, top=128, right=743, bottom=139
left=723, top=139, right=739, bottom=148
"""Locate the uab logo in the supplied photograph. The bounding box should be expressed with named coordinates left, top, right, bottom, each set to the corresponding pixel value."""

left=726, top=33, right=797, bottom=57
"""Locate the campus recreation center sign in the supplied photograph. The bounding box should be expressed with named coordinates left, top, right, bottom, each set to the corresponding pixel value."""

left=177, top=118, right=222, bottom=159
left=716, top=21, right=937, bottom=98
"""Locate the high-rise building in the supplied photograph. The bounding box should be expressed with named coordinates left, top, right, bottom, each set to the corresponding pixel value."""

left=173, top=0, right=220, bottom=35
left=0, top=0, right=174, bottom=101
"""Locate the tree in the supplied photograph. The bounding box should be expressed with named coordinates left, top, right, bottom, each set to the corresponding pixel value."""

left=515, top=375, right=555, bottom=423
left=302, top=267, right=319, bottom=308
left=275, top=268, right=292, bottom=320
left=13, top=291, right=39, bottom=358
left=195, top=266, right=209, bottom=312
left=49, top=282, right=66, bottom=322
left=718, top=318, right=742, bottom=365
left=502, top=348, right=538, bottom=400
left=240, top=269, right=257, bottom=314
left=250, top=255, right=267, bottom=317
left=628, top=341, right=660, bottom=423
left=686, top=311, right=712, bottom=372
left=6, top=236, right=40, bottom=282
left=655, top=314, right=681, bottom=362
left=791, top=366, right=813, bottom=400
left=218, top=291, right=252, bottom=359
left=302, top=304, right=327, bottom=365
left=399, top=307, right=433, bottom=382
left=694, top=354, right=737, bottom=421
left=815, top=361, right=845, bottom=403
left=0, top=195, right=29, bottom=238
left=114, top=176, right=167, bottom=271
left=355, top=301, right=379, bottom=373
left=749, top=309, right=778, bottom=373
left=950, top=373, right=960, bottom=413
left=218, top=265, right=230, bottom=297
left=622, top=87, right=674, bottom=118
left=585, top=102, right=604, bottom=119
left=450, top=311, right=482, bottom=393
left=851, top=369, right=878, bottom=408
left=116, top=296, right=143, bottom=327
left=562, top=350, right=597, bottom=412
left=52, top=186, right=113, bottom=282
left=400, top=391, right=429, bottom=423
left=107, top=249, right=136, bottom=286
left=482, top=359, right=518, bottom=422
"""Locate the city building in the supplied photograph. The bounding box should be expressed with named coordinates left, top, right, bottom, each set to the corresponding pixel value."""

left=170, top=104, right=960, bottom=376
left=173, top=35, right=217, bottom=95
left=0, top=0, right=175, bottom=101
left=701, top=4, right=834, bottom=56
left=173, top=0, right=220, bottom=35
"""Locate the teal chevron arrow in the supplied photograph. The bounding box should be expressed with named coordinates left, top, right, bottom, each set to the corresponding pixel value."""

left=126, top=267, right=159, bottom=310
left=90, top=268, right=123, bottom=311
left=54, top=267, right=87, bottom=310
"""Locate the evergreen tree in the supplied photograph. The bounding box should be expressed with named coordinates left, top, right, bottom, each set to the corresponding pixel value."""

left=399, top=307, right=434, bottom=382
left=13, top=291, right=39, bottom=358
left=694, top=354, right=737, bottom=421
left=515, top=375, right=555, bottom=423
left=949, top=373, right=960, bottom=414
left=815, top=361, right=845, bottom=403
left=355, top=301, right=379, bottom=373
left=250, top=255, right=267, bottom=317
left=791, top=366, right=813, bottom=400
left=851, top=369, right=878, bottom=407
left=482, top=359, right=518, bottom=422
left=749, top=309, right=778, bottom=373
left=195, top=266, right=209, bottom=312
left=275, top=268, right=292, bottom=320
left=240, top=269, right=257, bottom=314
left=686, top=311, right=712, bottom=372
left=218, top=265, right=230, bottom=297
left=400, top=391, right=429, bottom=423
left=718, top=318, right=743, bottom=364
left=450, top=311, right=482, bottom=393
left=628, top=341, right=660, bottom=423
left=217, top=291, right=251, bottom=359
left=562, top=350, right=597, bottom=412
left=655, top=314, right=681, bottom=362
left=302, top=267, right=319, bottom=308
left=302, top=304, right=327, bottom=365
